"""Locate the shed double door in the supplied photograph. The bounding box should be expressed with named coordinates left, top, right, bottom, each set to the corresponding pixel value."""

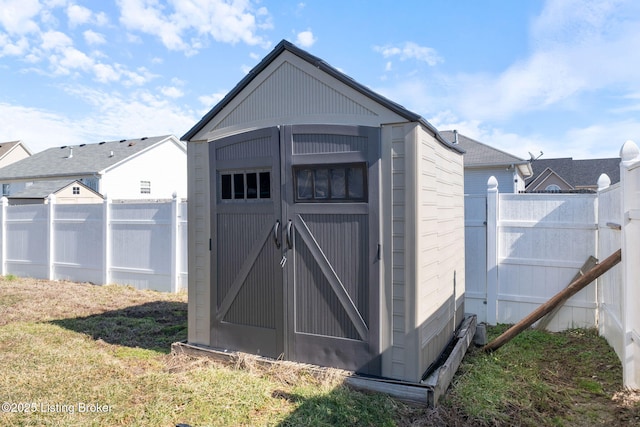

left=211, top=125, right=380, bottom=374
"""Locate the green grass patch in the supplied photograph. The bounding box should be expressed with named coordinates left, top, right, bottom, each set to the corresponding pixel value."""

left=2, top=279, right=640, bottom=426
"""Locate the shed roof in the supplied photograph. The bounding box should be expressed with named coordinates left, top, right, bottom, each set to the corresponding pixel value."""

left=7, top=179, right=100, bottom=199
left=525, top=157, right=621, bottom=189
left=0, top=135, right=177, bottom=181
left=181, top=39, right=462, bottom=154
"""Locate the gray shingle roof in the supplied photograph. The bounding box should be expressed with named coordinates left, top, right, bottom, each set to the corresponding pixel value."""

left=525, top=157, right=621, bottom=189
left=7, top=179, right=87, bottom=199
left=440, top=130, right=527, bottom=167
left=0, top=135, right=174, bottom=180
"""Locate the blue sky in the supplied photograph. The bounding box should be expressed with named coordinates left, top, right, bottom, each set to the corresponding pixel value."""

left=1, top=0, right=639, bottom=160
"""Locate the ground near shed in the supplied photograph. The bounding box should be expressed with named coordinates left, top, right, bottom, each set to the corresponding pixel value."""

left=0, top=276, right=638, bottom=426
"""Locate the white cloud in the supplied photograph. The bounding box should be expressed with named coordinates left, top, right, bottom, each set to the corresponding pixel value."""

left=41, top=30, right=73, bottom=50
left=374, top=42, right=443, bottom=66
left=295, top=30, right=316, bottom=48
left=198, top=92, right=226, bottom=110
left=0, top=0, right=41, bottom=35
left=452, top=0, right=640, bottom=121
left=116, top=0, right=272, bottom=55
left=83, top=29, right=106, bottom=45
left=0, top=102, right=87, bottom=153
left=67, top=4, right=92, bottom=27
left=3, top=85, right=199, bottom=151
left=160, top=86, right=184, bottom=98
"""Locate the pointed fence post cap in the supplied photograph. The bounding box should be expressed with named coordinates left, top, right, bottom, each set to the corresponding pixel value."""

left=597, top=173, right=611, bottom=191
left=487, top=176, right=499, bottom=192
left=620, top=140, right=639, bottom=164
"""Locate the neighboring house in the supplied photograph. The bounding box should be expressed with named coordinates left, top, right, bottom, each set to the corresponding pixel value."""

left=441, top=130, right=533, bottom=194
left=0, top=135, right=186, bottom=200
left=525, top=157, right=620, bottom=192
left=6, top=179, right=103, bottom=205
left=0, top=140, right=32, bottom=168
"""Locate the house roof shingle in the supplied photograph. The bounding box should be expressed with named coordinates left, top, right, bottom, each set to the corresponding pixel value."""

left=525, top=157, right=621, bottom=189
left=0, top=135, right=175, bottom=181
left=7, top=179, right=93, bottom=199
left=440, top=131, right=528, bottom=167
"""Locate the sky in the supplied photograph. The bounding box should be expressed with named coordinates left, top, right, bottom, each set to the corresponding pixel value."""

left=1, top=0, right=640, bottom=160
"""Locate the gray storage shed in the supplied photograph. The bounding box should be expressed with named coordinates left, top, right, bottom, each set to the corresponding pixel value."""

left=182, top=40, right=465, bottom=382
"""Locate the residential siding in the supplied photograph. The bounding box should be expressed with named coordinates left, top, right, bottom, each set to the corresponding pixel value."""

left=465, top=168, right=514, bottom=195
left=101, top=139, right=187, bottom=199
left=0, top=145, right=30, bottom=168
left=187, top=141, right=211, bottom=345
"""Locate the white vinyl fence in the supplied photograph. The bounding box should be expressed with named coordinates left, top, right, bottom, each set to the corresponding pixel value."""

left=465, top=140, right=640, bottom=389
left=0, top=195, right=187, bottom=293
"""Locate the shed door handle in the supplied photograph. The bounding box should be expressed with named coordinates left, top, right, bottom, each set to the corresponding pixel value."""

left=273, top=220, right=281, bottom=249
left=285, top=220, right=293, bottom=249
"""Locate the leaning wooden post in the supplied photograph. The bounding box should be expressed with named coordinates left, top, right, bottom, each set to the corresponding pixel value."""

left=620, top=140, right=640, bottom=388
left=486, top=176, right=499, bottom=325
left=483, top=249, right=622, bottom=353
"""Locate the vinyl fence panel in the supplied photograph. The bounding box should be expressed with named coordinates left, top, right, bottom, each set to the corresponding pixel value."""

left=496, top=193, right=598, bottom=331
left=597, top=181, right=623, bottom=358
left=464, top=194, right=487, bottom=322
left=0, top=196, right=187, bottom=293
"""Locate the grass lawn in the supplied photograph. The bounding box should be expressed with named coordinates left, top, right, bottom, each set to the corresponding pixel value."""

left=1, top=277, right=639, bottom=426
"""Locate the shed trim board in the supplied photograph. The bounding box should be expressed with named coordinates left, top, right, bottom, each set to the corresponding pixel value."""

left=184, top=39, right=466, bottom=383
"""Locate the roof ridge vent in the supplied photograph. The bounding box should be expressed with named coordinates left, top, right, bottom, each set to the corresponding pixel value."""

left=120, top=139, right=126, bottom=143
left=141, top=137, right=148, bottom=140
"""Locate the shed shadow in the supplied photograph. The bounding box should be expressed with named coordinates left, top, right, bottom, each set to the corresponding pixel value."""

left=50, top=301, right=187, bottom=353
left=272, top=384, right=401, bottom=427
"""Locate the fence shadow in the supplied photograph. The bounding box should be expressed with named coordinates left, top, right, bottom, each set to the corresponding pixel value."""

left=50, top=301, right=187, bottom=353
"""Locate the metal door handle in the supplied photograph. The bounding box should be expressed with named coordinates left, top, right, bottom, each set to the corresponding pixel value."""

left=273, top=220, right=281, bottom=248
left=285, top=220, right=293, bottom=249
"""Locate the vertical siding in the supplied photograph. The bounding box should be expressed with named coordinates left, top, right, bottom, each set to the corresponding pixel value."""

left=389, top=124, right=408, bottom=380
left=214, top=61, right=377, bottom=131
left=187, top=141, right=211, bottom=345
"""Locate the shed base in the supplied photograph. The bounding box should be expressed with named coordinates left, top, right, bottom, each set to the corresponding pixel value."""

left=172, top=314, right=477, bottom=407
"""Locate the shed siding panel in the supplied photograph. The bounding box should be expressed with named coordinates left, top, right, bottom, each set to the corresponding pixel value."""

left=214, top=60, right=378, bottom=132
left=417, top=127, right=466, bottom=376
left=389, top=124, right=408, bottom=379
left=187, top=142, right=211, bottom=345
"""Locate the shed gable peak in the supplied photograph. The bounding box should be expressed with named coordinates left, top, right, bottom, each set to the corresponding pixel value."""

left=213, top=60, right=378, bottom=132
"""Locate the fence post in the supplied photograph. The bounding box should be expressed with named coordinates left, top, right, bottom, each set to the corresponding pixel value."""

left=171, top=192, right=180, bottom=293
left=486, top=176, right=499, bottom=325
left=0, top=196, right=6, bottom=277
left=103, top=195, right=111, bottom=286
left=620, top=140, right=640, bottom=388
left=47, top=193, right=56, bottom=280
